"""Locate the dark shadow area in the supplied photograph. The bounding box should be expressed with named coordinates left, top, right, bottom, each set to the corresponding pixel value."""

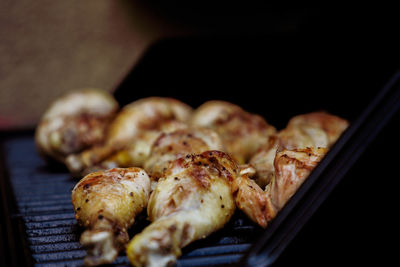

left=114, top=7, right=400, bottom=129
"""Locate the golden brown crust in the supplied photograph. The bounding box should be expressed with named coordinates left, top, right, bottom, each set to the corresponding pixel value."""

left=248, top=136, right=280, bottom=188
left=268, top=147, right=327, bottom=210
left=127, top=151, right=237, bottom=267
left=248, top=111, right=348, bottom=188
left=35, top=89, right=119, bottom=163
left=143, top=127, right=224, bottom=181
left=72, top=167, right=150, bottom=228
left=191, top=101, right=276, bottom=164
left=65, top=97, right=193, bottom=177
left=233, top=147, right=327, bottom=228
left=278, top=111, right=349, bottom=150
left=72, top=167, right=150, bottom=265
left=106, top=97, right=192, bottom=148
left=232, top=166, right=271, bottom=228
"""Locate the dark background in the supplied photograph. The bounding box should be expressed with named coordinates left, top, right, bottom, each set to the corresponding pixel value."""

left=115, top=6, right=400, bottom=128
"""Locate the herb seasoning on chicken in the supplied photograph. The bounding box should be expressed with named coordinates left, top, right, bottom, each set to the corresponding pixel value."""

left=66, top=97, right=192, bottom=177
left=249, top=111, right=348, bottom=188
left=35, top=89, right=118, bottom=163
left=72, top=167, right=150, bottom=266
left=191, top=100, right=276, bottom=164
left=127, top=151, right=237, bottom=267
left=143, top=127, right=225, bottom=184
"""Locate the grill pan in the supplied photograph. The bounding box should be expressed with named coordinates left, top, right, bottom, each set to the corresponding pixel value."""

left=0, top=138, right=260, bottom=266
left=1, top=31, right=400, bottom=266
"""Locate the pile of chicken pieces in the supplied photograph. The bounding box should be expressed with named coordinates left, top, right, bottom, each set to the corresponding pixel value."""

left=35, top=89, right=348, bottom=266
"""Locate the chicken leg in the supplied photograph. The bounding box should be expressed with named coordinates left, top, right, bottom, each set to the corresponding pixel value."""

left=35, top=89, right=118, bottom=163
left=233, top=147, right=327, bottom=228
left=126, top=151, right=237, bottom=267
left=143, top=127, right=225, bottom=183
left=72, top=167, right=151, bottom=265
left=66, top=97, right=192, bottom=177
left=249, top=111, right=348, bottom=188
left=191, top=100, right=276, bottom=164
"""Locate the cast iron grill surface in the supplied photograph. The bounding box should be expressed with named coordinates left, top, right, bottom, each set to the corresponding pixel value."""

left=2, top=136, right=262, bottom=267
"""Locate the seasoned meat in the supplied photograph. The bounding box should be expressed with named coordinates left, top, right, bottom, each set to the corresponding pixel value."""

left=126, top=151, right=237, bottom=267
left=233, top=147, right=327, bottom=228
left=72, top=168, right=150, bottom=266
left=143, top=127, right=224, bottom=183
left=277, top=111, right=349, bottom=150
left=191, top=100, right=276, bottom=164
left=249, top=112, right=348, bottom=188
left=35, top=89, right=118, bottom=163
left=66, top=97, right=192, bottom=177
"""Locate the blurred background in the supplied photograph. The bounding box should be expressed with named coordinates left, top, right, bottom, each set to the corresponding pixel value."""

left=0, top=0, right=189, bottom=129
left=1, top=2, right=399, bottom=130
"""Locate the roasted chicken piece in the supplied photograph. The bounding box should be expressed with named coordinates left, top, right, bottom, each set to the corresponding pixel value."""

left=277, top=111, right=349, bottom=150
left=66, top=97, right=192, bottom=177
left=249, top=112, right=348, bottom=188
left=233, top=147, right=327, bottom=228
left=72, top=167, right=151, bottom=266
left=247, top=136, right=280, bottom=188
left=191, top=100, right=276, bottom=164
left=94, top=120, right=188, bottom=174
left=127, top=151, right=237, bottom=267
left=35, top=89, right=118, bottom=163
left=143, top=127, right=225, bottom=183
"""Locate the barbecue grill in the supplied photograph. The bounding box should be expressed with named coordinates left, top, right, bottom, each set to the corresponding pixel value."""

left=1, top=10, right=400, bottom=266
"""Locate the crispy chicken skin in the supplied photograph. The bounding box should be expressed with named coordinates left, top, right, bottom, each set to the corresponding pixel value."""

left=233, top=147, right=327, bottom=228
left=88, top=120, right=188, bottom=175
left=277, top=111, right=349, bottom=150
left=249, top=112, right=348, bottom=188
left=247, top=136, right=280, bottom=188
left=35, top=89, right=118, bottom=163
left=66, top=97, right=192, bottom=177
left=126, top=151, right=237, bottom=267
left=191, top=100, right=276, bottom=164
left=72, top=167, right=150, bottom=266
left=143, top=127, right=225, bottom=182
left=268, top=147, right=327, bottom=210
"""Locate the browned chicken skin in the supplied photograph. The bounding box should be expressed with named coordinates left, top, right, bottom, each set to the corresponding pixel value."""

left=35, top=93, right=350, bottom=266
left=191, top=100, right=276, bottom=164
left=72, top=167, right=151, bottom=266
left=249, top=112, right=348, bottom=188
left=247, top=136, right=280, bottom=188
left=268, top=147, right=327, bottom=210
left=35, top=89, right=119, bottom=163
left=66, top=97, right=192, bottom=177
left=238, top=112, right=348, bottom=227
left=143, top=127, right=225, bottom=182
left=277, top=111, right=349, bottom=150
left=233, top=147, right=327, bottom=228
left=126, top=151, right=237, bottom=267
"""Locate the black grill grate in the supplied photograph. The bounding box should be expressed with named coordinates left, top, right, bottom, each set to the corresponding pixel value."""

left=2, top=136, right=261, bottom=266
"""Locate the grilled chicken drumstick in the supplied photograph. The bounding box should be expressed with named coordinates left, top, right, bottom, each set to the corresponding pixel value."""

left=191, top=100, right=276, bottom=164
left=277, top=111, right=349, bottom=150
left=127, top=151, right=237, bottom=267
left=72, top=167, right=151, bottom=266
left=35, top=89, right=118, bottom=163
left=233, top=147, right=327, bottom=228
left=143, top=127, right=225, bottom=183
left=249, top=112, right=348, bottom=188
left=66, top=97, right=192, bottom=177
